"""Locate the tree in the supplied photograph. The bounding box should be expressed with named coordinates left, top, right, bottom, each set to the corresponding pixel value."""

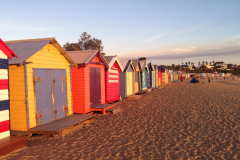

left=63, top=32, right=105, bottom=55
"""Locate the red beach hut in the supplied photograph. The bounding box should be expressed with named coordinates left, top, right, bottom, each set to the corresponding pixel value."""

left=104, top=56, right=123, bottom=103
left=67, top=50, right=111, bottom=114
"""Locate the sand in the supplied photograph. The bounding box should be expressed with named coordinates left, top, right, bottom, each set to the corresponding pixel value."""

left=1, top=77, right=240, bottom=160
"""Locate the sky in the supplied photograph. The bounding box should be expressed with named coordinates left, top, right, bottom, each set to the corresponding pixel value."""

left=1, top=0, right=240, bottom=65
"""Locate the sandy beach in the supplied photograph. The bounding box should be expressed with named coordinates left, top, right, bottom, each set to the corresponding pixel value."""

left=1, top=77, right=240, bottom=160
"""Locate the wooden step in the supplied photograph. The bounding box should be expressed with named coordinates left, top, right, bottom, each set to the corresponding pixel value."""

left=0, top=136, right=26, bottom=156
left=106, top=106, right=121, bottom=114
left=127, top=95, right=142, bottom=100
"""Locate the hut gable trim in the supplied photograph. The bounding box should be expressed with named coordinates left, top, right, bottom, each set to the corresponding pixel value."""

left=104, top=56, right=123, bottom=72
left=120, top=60, right=135, bottom=72
left=0, top=39, right=18, bottom=59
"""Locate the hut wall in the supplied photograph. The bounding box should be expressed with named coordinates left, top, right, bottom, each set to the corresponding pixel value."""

left=9, top=65, right=27, bottom=131
left=120, top=72, right=126, bottom=99
left=134, top=71, right=139, bottom=93
left=106, top=61, right=121, bottom=103
left=0, top=51, right=10, bottom=139
left=71, top=66, right=85, bottom=113
left=84, top=62, right=105, bottom=113
left=155, top=67, right=158, bottom=87
left=152, top=71, right=155, bottom=87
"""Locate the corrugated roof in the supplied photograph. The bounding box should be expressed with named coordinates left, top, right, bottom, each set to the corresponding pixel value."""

left=5, top=37, right=76, bottom=65
left=132, top=59, right=139, bottom=70
left=6, top=40, right=51, bottom=64
left=139, top=61, right=146, bottom=71
left=66, top=50, right=98, bottom=64
left=103, top=56, right=115, bottom=64
left=120, top=60, right=131, bottom=72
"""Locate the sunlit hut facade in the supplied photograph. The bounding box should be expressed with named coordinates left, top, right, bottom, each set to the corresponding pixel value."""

left=6, top=38, right=75, bottom=131
left=104, top=56, right=123, bottom=103
left=158, top=66, right=162, bottom=85
left=132, top=59, right=141, bottom=93
left=153, top=65, right=158, bottom=87
left=120, top=60, right=135, bottom=98
left=0, top=39, right=18, bottom=140
left=147, top=63, right=155, bottom=88
left=67, top=50, right=109, bottom=114
left=139, top=59, right=148, bottom=91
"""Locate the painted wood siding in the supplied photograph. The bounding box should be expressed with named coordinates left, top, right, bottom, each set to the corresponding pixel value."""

left=155, top=68, right=158, bottom=87
left=71, top=66, right=85, bottom=113
left=0, top=50, right=10, bottom=139
left=9, top=44, right=73, bottom=131
left=85, top=63, right=105, bottom=113
left=120, top=72, right=126, bottom=99
left=152, top=71, right=155, bottom=87
left=9, top=65, right=27, bottom=131
left=106, top=61, right=121, bottom=103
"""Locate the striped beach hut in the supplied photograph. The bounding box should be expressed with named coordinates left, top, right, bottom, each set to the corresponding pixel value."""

left=67, top=50, right=109, bottom=114
left=132, top=59, right=141, bottom=93
left=104, top=56, right=123, bottom=103
left=0, top=39, right=18, bottom=140
left=161, top=67, right=168, bottom=84
left=139, top=60, right=147, bottom=91
left=120, top=60, right=135, bottom=99
left=6, top=38, right=76, bottom=131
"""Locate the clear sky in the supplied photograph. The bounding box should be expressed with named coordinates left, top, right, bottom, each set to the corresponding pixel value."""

left=1, top=0, right=240, bottom=65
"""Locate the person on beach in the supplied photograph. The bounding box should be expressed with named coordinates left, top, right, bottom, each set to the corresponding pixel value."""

left=208, top=77, right=210, bottom=83
left=180, top=75, right=183, bottom=84
left=224, top=77, right=225, bottom=80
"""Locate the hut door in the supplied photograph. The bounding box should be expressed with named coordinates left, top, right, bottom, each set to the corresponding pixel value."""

left=90, top=67, right=101, bottom=107
left=33, top=69, right=53, bottom=125
left=52, top=70, right=68, bottom=120
left=127, top=72, right=132, bottom=96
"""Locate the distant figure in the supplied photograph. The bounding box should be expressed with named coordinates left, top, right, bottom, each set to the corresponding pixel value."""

left=180, top=75, right=183, bottom=84
left=224, top=77, right=225, bottom=80
left=233, top=77, right=234, bottom=80
left=208, top=77, right=210, bottom=84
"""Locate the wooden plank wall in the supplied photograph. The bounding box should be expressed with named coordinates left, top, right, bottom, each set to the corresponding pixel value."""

left=0, top=50, right=10, bottom=139
left=85, top=57, right=105, bottom=113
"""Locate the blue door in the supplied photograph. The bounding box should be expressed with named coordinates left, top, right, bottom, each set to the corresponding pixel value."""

left=34, top=69, right=68, bottom=126
left=33, top=69, right=53, bottom=125
left=52, top=70, right=68, bottom=120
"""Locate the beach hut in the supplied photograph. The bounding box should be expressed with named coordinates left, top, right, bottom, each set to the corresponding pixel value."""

left=151, top=65, right=155, bottom=88
left=120, top=60, right=135, bottom=98
left=104, top=56, right=123, bottom=103
left=6, top=38, right=75, bottom=132
left=153, top=65, right=159, bottom=87
left=139, top=60, right=147, bottom=91
left=158, top=66, right=162, bottom=85
left=0, top=39, right=18, bottom=140
left=66, top=50, right=108, bottom=114
left=132, top=59, right=141, bottom=93
left=147, top=63, right=154, bottom=88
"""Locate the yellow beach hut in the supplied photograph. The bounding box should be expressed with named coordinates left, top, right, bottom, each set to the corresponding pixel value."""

left=6, top=38, right=76, bottom=132
left=132, top=59, right=141, bottom=94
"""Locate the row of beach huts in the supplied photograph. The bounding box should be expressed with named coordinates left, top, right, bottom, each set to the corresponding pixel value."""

left=0, top=37, right=183, bottom=149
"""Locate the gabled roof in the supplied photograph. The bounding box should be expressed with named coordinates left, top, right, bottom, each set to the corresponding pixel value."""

left=0, top=39, right=18, bottom=59
left=148, top=63, right=153, bottom=71
left=139, top=61, right=146, bottom=71
left=104, top=56, right=123, bottom=71
left=5, top=37, right=76, bottom=65
left=67, top=50, right=109, bottom=68
left=119, top=60, right=135, bottom=72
